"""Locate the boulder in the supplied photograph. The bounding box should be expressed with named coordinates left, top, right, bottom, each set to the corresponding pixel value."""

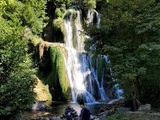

left=138, top=104, right=151, bottom=111
left=32, top=101, right=50, bottom=111
left=32, top=75, right=52, bottom=101
left=61, top=106, right=78, bottom=120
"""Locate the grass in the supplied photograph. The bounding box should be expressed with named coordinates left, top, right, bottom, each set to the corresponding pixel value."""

left=103, top=110, right=160, bottom=120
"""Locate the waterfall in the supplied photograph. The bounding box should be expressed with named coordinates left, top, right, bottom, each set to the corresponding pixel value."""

left=104, top=55, right=124, bottom=99
left=63, top=9, right=122, bottom=103
left=64, top=9, right=95, bottom=103
left=87, top=9, right=101, bottom=28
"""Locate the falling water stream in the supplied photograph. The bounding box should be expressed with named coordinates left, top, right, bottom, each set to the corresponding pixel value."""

left=63, top=9, right=122, bottom=103
left=64, top=9, right=96, bottom=103
left=21, top=8, right=123, bottom=120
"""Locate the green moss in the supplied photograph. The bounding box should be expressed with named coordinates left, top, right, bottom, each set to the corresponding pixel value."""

left=53, top=18, right=64, bottom=31
left=55, top=8, right=63, bottom=18
left=55, top=5, right=66, bottom=17
left=31, top=35, right=43, bottom=46
left=47, top=46, right=71, bottom=100
left=87, top=0, right=96, bottom=9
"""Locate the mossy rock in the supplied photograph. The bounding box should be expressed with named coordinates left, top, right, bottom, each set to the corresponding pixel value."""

left=47, top=46, right=71, bottom=101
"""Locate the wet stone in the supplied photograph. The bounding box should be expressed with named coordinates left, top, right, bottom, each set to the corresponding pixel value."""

left=61, top=106, right=78, bottom=120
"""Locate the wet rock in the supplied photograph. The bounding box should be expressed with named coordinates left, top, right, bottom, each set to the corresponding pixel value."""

left=61, top=106, right=78, bottom=120
left=138, top=104, right=151, bottom=111
left=99, top=99, right=124, bottom=113
left=32, top=101, right=50, bottom=111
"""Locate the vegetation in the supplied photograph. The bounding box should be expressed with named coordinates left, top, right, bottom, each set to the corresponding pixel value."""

left=73, top=0, right=96, bottom=9
left=0, top=16, right=35, bottom=119
left=1, top=0, right=160, bottom=119
left=47, top=46, right=71, bottom=101
left=106, top=110, right=160, bottom=120
left=0, top=0, right=47, bottom=119
left=87, top=0, right=160, bottom=110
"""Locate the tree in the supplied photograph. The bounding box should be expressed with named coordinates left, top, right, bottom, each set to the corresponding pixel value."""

left=87, top=0, right=160, bottom=110
left=1, top=0, right=47, bottom=34
left=0, top=17, right=35, bottom=120
left=0, top=0, right=47, bottom=119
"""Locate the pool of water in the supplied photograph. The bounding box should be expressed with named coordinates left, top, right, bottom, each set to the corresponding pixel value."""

left=22, top=102, right=107, bottom=119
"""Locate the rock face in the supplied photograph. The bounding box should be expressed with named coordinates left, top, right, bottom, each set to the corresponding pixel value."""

left=48, top=46, right=71, bottom=101
left=33, top=76, right=52, bottom=101
left=37, top=41, right=71, bottom=101
left=39, top=41, right=65, bottom=59
left=138, top=104, right=151, bottom=111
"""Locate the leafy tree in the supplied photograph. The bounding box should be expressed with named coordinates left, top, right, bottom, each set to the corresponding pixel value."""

left=73, top=0, right=96, bottom=9
left=1, top=0, right=47, bottom=34
left=0, top=17, right=35, bottom=119
left=0, top=0, right=47, bottom=119
left=87, top=0, right=160, bottom=110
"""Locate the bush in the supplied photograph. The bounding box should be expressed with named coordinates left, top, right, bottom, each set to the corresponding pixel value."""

left=0, top=12, right=36, bottom=120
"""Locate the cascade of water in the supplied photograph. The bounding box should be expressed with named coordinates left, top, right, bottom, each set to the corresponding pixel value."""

left=75, top=11, right=85, bottom=52
left=88, top=57, right=108, bottom=101
left=63, top=8, right=122, bottom=103
left=94, top=10, right=101, bottom=29
left=64, top=9, right=95, bottom=103
left=87, top=9, right=101, bottom=28
left=100, top=69, right=108, bottom=100
left=87, top=9, right=94, bottom=25
left=104, top=55, right=124, bottom=99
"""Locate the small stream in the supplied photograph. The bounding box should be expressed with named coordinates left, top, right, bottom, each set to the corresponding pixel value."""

left=22, top=102, right=107, bottom=119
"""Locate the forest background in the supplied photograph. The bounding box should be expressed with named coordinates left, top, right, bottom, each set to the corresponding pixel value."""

left=0, top=0, right=160, bottom=119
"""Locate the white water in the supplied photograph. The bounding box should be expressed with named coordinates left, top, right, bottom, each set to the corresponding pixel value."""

left=87, top=9, right=101, bottom=28
left=63, top=9, right=122, bottom=103
left=64, top=9, right=96, bottom=103
left=104, top=55, right=124, bottom=99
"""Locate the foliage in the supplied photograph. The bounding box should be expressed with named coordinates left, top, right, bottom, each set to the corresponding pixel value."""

left=47, top=46, right=71, bottom=101
left=106, top=110, right=160, bottom=120
left=0, top=0, right=47, bottom=35
left=106, top=110, right=125, bottom=120
left=53, top=17, right=64, bottom=31
left=73, top=0, right=96, bottom=9
left=54, top=0, right=73, bottom=6
left=52, top=0, right=96, bottom=9
left=0, top=17, right=36, bottom=119
left=55, top=8, right=65, bottom=18
left=0, top=0, right=47, bottom=119
left=31, top=35, right=43, bottom=46
left=87, top=0, right=160, bottom=109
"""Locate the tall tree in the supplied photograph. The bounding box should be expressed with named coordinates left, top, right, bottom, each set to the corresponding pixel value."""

left=0, top=0, right=47, bottom=119
left=87, top=0, right=160, bottom=110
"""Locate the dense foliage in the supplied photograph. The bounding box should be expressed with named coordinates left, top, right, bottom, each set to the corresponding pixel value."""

left=87, top=0, right=160, bottom=109
left=48, top=0, right=96, bottom=9
left=0, top=0, right=47, bottom=119
left=1, top=0, right=160, bottom=119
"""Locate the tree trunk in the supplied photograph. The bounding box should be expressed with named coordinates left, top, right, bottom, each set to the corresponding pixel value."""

left=131, top=81, right=141, bottom=111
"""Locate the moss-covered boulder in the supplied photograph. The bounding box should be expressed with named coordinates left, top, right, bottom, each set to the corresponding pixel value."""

left=47, top=45, right=71, bottom=101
